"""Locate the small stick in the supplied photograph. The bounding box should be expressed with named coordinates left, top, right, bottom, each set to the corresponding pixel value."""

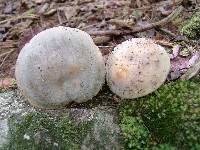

left=0, top=14, right=12, bottom=18
left=135, top=0, right=183, bottom=10
left=88, top=6, right=183, bottom=36
left=0, top=15, right=39, bottom=24
left=57, top=10, right=63, bottom=25
left=98, top=46, right=114, bottom=48
left=157, top=28, right=177, bottom=37
left=0, top=49, right=15, bottom=58
left=155, top=40, right=174, bottom=47
left=0, top=51, right=13, bottom=68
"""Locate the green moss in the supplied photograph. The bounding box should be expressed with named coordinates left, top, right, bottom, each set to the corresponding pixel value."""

left=119, top=79, right=200, bottom=150
left=2, top=112, right=92, bottom=150
left=180, top=11, right=200, bottom=39
left=120, top=116, right=150, bottom=149
left=151, top=144, right=176, bottom=150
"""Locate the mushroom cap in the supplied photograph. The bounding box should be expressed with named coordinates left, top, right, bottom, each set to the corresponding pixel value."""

left=15, top=26, right=105, bottom=108
left=106, top=38, right=170, bottom=99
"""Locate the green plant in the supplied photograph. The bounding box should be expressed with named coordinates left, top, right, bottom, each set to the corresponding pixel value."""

left=151, top=144, right=176, bottom=150
left=2, top=112, right=92, bottom=150
left=120, top=116, right=150, bottom=149
left=180, top=11, right=200, bottom=39
left=119, top=78, right=200, bottom=150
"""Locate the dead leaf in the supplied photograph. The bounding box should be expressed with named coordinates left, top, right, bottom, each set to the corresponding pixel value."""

left=136, top=0, right=142, bottom=7
left=38, top=3, right=49, bottom=14
left=61, top=6, right=78, bottom=20
left=0, top=78, right=16, bottom=89
left=181, top=59, right=200, bottom=80
left=169, top=45, right=181, bottom=59
left=132, top=10, right=143, bottom=20
left=43, top=9, right=57, bottom=16
left=187, top=52, right=200, bottom=67
left=3, top=1, right=13, bottom=14
left=169, top=52, right=200, bottom=80
left=93, top=36, right=111, bottom=45
left=136, top=20, right=156, bottom=38
left=33, top=0, right=47, bottom=4
left=77, top=0, right=94, bottom=5
left=108, top=19, right=135, bottom=29
left=179, top=48, right=191, bottom=57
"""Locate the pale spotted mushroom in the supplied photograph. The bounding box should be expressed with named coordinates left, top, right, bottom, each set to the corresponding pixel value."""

left=106, top=38, right=170, bottom=99
left=15, top=26, right=105, bottom=109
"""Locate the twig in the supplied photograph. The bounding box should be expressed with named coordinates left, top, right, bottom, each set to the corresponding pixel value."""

left=57, top=9, right=63, bottom=25
left=157, top=28, right=177, bottom=37
left=98, top=46, right=114, bottom=48
left=80, top=23, right=100, bottom=30
left=43, top=9, right=57, bottom=16
left=0, top=40, right=18, bottom=48
left=0, top=14, right=12, bottom=18
left=0, top=49, right=14, bottom=68
left=0, top=15, right=39, bottom=24
left=0, top=49, right=15, bottom=59
left=108, top=19, right=135, bottom=29
left=88, top=6, right=183, bottom=36
left=93, top=36, right=111, bottom=45
left=155, top=40, right=174, bottom=47
left=135, top=0, right=183, bottom=10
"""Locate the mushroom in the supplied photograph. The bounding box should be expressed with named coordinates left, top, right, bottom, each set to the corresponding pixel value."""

left=106, top=38, right=170, bottom=99
left=15, top=26, right=105, bottom=108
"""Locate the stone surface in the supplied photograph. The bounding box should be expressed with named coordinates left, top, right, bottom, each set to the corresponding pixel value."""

left=0, top=90, right=35, bottom=120
left=0, top=119, right=8, bottom=149
left=0, top=90, right=122, bottom=149
left=81, top=107, right=123, bottom=150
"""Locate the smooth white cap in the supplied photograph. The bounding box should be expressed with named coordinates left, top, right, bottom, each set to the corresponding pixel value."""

left=106, top=38, right=170, bottom=99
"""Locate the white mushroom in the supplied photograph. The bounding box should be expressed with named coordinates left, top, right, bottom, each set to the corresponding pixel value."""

left=106, top=38, right=170, bottom=99
left=15, top=26, right=105, bottom=108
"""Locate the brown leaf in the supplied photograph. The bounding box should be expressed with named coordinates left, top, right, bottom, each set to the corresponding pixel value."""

left=33, top=0, right=47, bottom=4
left=93, top=36, right=111, bottom=45
left=181, top=59, right=200, bottom=80
left=62, top=6, right=78, bottom=20
left=38, top=3, right=49, bottom=14
left=3, top=2, right=13, bottom=14
left=0, top=78, right=16, bottom=89
left=43, top=9, right=56, bottom=16
left=108, top=19, right=135, bottom=29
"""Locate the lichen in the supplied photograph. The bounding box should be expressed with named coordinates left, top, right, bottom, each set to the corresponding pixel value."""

left=2, top=112, right=92, bottom=150
left=119, top=78, right=200, bottom=150
left=180, top=11, right=200, bottom=39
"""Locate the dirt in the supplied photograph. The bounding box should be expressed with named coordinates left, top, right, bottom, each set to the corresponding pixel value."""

left=0, top=0, right=199, bottom=79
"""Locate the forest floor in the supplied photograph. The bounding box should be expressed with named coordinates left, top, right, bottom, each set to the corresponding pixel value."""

left=0, top=0, right=200, bottom=81
left=0, top=1, right=200, bottom=149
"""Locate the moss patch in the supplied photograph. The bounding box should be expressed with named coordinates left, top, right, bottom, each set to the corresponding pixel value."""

left=119, top=79, right=200, bottom=150
left=151, top=144, right=176, bottom=150
left=2, top=112, right=92, bottom=150
left=180, top=11, right=200, bottom=39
